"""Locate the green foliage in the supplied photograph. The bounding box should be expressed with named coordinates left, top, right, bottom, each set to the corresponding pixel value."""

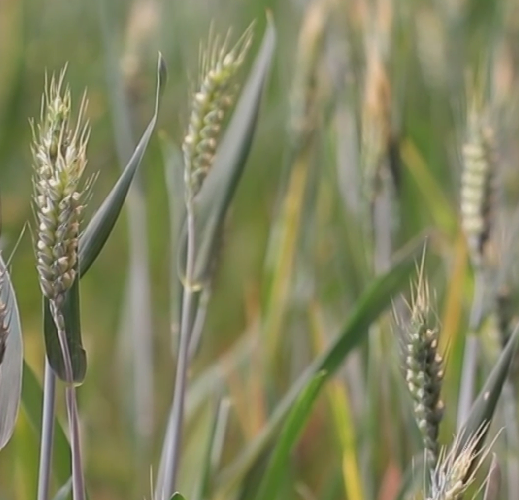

left=1, top=1, right=519, bottom=500
left=255, top=372, right=326, bottom=500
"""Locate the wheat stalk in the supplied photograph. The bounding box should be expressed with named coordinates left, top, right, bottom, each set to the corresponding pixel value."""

left=157, top=25, right=254, bottom=500
left=31, top=67, right=90, bottom=500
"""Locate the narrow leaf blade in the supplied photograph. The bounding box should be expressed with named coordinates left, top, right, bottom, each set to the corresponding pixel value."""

left=79, top=53, right=167, bottom=277
left=457, top=324, right=519, bottom=476
left=217, top=238, right=421, bottom=491
left=0, top=254, right=22, bottom=449
left=194, top=397, right=231, bottom=500
left=255, top=372, right=326, bottom=500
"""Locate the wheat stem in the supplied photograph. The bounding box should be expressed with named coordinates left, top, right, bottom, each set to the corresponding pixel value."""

left=50, top=303, right=85, bottom=500
left=158, top=207, right=197, bottom=499
left=37, top=359, right=56, bottom=500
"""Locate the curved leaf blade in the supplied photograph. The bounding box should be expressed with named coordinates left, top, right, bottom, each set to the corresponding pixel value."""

left=255, top=372, right=325, bottom=500
left=0, top=254, right=22, bottom=449
left=217, top=238, right=422, bottom=491
left=179, top=17, right=276, bottom=284
left=79, top=53, right=167, bottom=277
left=456, top=324, right=519, bottom=480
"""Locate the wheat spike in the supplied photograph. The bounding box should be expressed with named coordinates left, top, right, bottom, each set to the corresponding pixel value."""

left=182, top=24, right=253, bottom=198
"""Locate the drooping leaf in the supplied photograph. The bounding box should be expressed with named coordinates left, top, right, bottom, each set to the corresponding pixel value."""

left=21, top=361, right=70, bottom=486
left=0, top=253, right=22, bottom=449
left=170, top=493, right=187, bottom=500
left=216, top=237, right=422, bottom=492
left=456, top=324, right=519, bottom=480
left=255, top=372, right=325, bottom=500
left=43, top=54, right=167, bottom=382
left=178, top=16, right=276, bottom=285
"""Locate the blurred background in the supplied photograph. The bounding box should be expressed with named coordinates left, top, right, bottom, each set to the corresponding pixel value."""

left=2, top=0, right=519, bottom=499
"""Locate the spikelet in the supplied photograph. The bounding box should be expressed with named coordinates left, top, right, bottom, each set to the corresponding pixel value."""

left=183, top=25, right=253, bottom=198
left=397, top=257, right=444, bottom=464
left=427, top=425, right=492, bottom=500
left=460, top=95, right=497, bottom=269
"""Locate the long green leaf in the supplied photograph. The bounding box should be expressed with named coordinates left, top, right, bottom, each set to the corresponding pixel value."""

left=456, top=323, right=519, bottom=480
left=178, top=16, right=276, bottom=284
left=255, top=372, right=326, bottom=500
left=79, top=53, right=167, bottom=276
left=0, top=253, right=22, bottom=449
left=170, top=493, right=187, bottom=500
left=194, top=397, right=230, bottom=500
left=216, top=238, right=422, bottom=491
left=21, top=361, right=70, bottom=486
left=43, top=54, right=167, bottom=382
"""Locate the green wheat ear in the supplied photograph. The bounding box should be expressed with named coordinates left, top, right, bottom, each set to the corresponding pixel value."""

left=31, top=68, right=90, bottom=308
left=183, top=23, right=254, bottom=198
left=397, top=255, right=444, bottom=465
left=31, top=67, right=92, bottom=384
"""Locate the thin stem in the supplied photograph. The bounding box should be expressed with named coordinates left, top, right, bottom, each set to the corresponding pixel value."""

left=51, top=303, right=86, bottom=500
left=457, top=271, right=485, bottom=430
left=37, top=358, right=57, bottom=500
left=158, top=205, right=197, bottom=500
